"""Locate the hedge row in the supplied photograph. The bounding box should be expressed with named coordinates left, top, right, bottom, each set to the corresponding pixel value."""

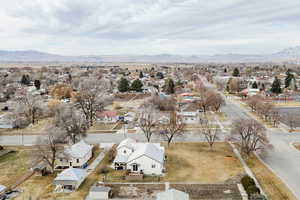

left=241, top=175, right=266, bottom=200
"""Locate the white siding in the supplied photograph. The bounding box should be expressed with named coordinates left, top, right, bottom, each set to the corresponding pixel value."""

left=117, top=146, right=133, bottom=156
left=127, top=155, right=163, bottom=175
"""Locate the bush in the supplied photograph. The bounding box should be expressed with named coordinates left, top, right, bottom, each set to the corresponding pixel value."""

left=99, top=167, right=110, bottom=175
left=241, top=175, right=255, bottom=190
left=246, top=185, right=260, bottom=196
left=107, top=146, right=117, bottom=163
left=0, top=146, right=3, bottom=150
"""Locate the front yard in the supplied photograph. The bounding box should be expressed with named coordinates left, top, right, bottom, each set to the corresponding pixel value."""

left=0, top=118, right=51, bottom=136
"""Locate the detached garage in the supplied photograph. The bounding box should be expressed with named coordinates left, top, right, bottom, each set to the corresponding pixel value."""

left=86, top=185, right=112, bottom=200
left=53, top=168, right=87, bottom=192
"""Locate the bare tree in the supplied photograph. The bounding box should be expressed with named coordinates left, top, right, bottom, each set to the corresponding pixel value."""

left=228, top=119, right=271, bottom=155
left=16, top=93, right=43, bottom=124
left=286, top=113, right=296, bottom=132
left=199, top=118, right=219, bottom=150
left=53, top=104, right=88, bottom=144
left=73, top=78, right=111, bottom=126
left=137, top=105, right=158, bottom=142
left=269, top=108, right=281, bottom=127
left=210, top=92, right=225, bottom=112
left=228, top=78, right=240, bottom=94
left=34, top=126, right=65, bottom=173
left=159, top=111, right=185, bottom=146
left=246, top=95, right=263, bottom=112
left=257, top=102, right=274, bottom=121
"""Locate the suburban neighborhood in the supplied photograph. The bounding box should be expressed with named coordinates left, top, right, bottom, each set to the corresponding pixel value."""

left=1, top=0, right=300, bottom=200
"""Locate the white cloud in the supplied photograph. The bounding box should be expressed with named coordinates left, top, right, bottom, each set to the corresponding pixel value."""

left=0, top=0, right=299, bottom=55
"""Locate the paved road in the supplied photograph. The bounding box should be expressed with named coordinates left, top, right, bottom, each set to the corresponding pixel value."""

left=223, top=98, right=300, bottom=199
left=0, top=131, right=226, bottom=146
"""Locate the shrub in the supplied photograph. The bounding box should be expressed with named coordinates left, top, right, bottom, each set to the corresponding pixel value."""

left=0, top=146, right=3, bottom=150
left=99, top=167, right=110, bottom=175
left=107, top=146, right=117, bottom=163
left=246, top=185, right=260, bottom=196
left=241, top=175, right=255, bottom=190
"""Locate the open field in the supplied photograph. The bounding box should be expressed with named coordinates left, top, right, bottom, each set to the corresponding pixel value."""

left=0, top=146, right=35, bottom=187
left=162, top=142, right=244, bottom=183
left=245, top=154, right=297, bottom=200
left=0, top=118, right=51, bottom=136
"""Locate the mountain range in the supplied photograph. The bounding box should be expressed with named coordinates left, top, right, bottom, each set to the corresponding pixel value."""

left=0, top=46, right=300, bottom=63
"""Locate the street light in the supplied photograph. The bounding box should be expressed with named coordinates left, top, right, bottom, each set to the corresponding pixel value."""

left=123, top=121, right=128, bottom=138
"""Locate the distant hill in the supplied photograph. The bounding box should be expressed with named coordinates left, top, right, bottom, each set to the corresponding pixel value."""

left=0, top=47, right=300, bottom=63
left=0, top=50, right=102, bottom=62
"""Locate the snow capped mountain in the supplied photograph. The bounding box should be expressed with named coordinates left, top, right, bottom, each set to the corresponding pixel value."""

left=0, top=47, right=299, bottom=63
left=273, top=46, right=300, bottom=58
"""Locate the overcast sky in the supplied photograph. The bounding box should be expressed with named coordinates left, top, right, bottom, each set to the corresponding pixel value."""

left=0, top=0, right=300, bottom=56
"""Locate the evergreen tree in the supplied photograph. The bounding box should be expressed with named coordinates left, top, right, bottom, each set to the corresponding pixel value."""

left=139, top=71, right=144, bottom=78
left=232, top=68, right=240, bottom=77
left=34, top=80, right=41, bottom=90
left=21, top=74, right=30, bottom=85
left=131, top=79, right=143, bottom=92
left=224, top=68, right=227, bottom=73
left=156, top=72, right=164, bottom=79
left=252, top=81, right=258, bottom=89
left=118, top=77, right=129, bottom=92
left=271, top=76, right=282, bottom=94
left=164, top=78, right=175, bottom=94
left=285, top=69, right=294, bottom=88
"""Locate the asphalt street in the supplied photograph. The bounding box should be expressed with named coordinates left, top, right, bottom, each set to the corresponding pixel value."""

left=223, top=99, right=300, bottom=199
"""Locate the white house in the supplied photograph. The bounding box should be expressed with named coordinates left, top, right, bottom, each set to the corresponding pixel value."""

left=113, top=138, right=165, bottom=175
left=53, top=168, right=87, bottom=192
left=177, top=103, right=201, bottom=124
left=56, top=140, right=93, bottom=169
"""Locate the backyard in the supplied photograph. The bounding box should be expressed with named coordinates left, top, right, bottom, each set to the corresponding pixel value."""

left=162, top=142, right=244, bottom=183
left=0, top=145, right=102, bottom=200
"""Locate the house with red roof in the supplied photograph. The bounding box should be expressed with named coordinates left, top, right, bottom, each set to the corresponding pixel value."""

left=96, top=110, right=119, bottom=123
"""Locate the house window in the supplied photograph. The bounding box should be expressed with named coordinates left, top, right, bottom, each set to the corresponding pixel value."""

left=76, top=159, right=79, bottom=163
left=133, top=164, right=138, bottom=171
left=60, top=158, right=63, bottom=162
left=151, top=164, right=156, bottom=168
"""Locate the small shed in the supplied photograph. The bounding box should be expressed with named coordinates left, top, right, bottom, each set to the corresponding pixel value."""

left=156, top=189, right=189, bottom=200
left=86, top=185, right=112, bottom=200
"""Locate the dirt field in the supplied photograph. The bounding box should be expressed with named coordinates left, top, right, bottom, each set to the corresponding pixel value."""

left=162, top=142, right=244, bottom=183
